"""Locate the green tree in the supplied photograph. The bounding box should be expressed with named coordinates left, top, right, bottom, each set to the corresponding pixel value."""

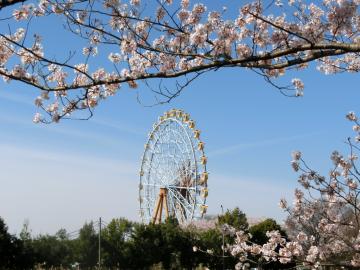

left=32, top=229, right=74, bottom=268
left=0, top=217, right=18, bottom=269
left=17, top=220, right=36, bottom=269
left=128, top=218, right=196, bottom=269
left=217, top=207, right=249, bottom=231
left=73, top=222, right=98, bottom=269
left=101, top=218, right=133, bottom=268
left=0, top=217, right=33, bottom=269
left=249, top=218, right=285, bottom=245
left=193, top=228, right=236, bottom=269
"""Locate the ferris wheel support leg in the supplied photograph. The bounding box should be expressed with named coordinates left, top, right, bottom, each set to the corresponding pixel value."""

left=164, top=191, right=169, bottom=220
left=152, top=193, right=161, bottom=224
left=152, top=188, right=170, bottom=224
left=158, top=193, right=164, bottom=223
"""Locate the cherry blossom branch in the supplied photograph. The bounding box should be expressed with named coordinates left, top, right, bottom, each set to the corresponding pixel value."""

left=0, top=0, right=27, bottom=9
left=1, top=0, right=360, bottom=122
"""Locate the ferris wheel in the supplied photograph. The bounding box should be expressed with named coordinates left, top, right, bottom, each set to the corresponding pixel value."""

left=139, top=109, right=208, bottom=224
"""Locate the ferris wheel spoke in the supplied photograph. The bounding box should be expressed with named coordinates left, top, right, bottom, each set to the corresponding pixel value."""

left=142, top=196, right=156, bottom=202
left=143, top=183, right=163, bottom=187
left=168, top=192, right=182, bottom=221
left=167, top=192, right=188, bottom=222
left=167, top=185, right=196, bottom=190
left=167, top=188, right=193, bottom=217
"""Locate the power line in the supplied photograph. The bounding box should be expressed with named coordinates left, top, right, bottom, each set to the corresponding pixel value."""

left=101, top=219, right=109, bottom=226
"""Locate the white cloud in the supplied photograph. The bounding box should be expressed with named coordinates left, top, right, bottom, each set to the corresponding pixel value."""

left=91, top=118, right=146, bottom=136
left=0, top=90, right=33, bottom=106
left=208, top=133, right=320, bottom=157
left=0, top=143, right=140, bottom=235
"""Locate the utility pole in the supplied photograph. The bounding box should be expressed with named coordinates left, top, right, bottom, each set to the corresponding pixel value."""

left=221, top=205, right=225, bottom=270
left=98, top=217, right=101, bottom=269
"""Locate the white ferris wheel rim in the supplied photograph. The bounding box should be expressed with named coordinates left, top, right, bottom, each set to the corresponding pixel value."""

left=138, top=109, right=208, bottom=224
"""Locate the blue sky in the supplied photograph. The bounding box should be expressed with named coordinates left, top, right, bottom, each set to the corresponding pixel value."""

left=1, top=0, right=360, bottom=235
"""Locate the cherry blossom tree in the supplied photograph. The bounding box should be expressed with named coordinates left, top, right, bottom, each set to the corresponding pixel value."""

left=227, top=112, right=360, bottom=269
left=0, top=0, right=359, bottom=122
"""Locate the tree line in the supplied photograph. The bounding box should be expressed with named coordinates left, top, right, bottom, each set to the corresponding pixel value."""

left=0, top=208, right=292, bottom=269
